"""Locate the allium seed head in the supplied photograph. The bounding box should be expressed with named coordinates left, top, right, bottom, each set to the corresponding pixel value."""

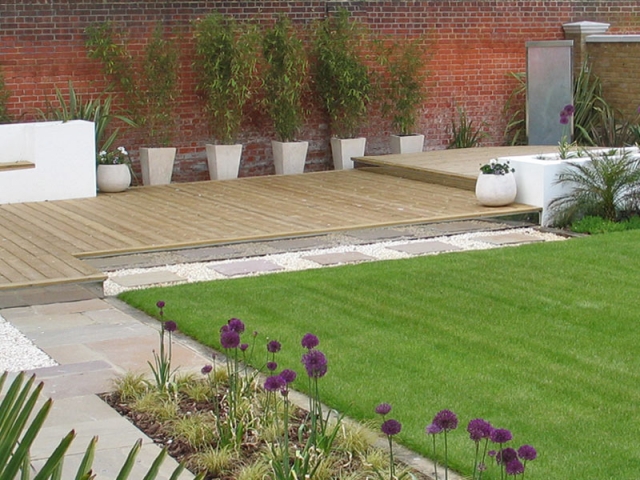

left=375, top=403, right=392, bottom=415
left=301, top=333, right=319, bottom=350
left=381, top=419, right=402, bottom=436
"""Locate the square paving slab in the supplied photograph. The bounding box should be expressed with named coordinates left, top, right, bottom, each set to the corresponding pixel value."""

left=111, top=271, right=185, bottom=287
left=209, top=259, right=284, bottom=277
left=387, top=241, right=463, bottom=255
left=302, top=251, right=377, bottom=265
left=475, top=233, right=543, bottom=245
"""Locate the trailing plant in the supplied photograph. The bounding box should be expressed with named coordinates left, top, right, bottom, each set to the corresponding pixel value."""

left=261, top=15, right=309, bottom=142
left=313, top=8, right=371, bottom=138
left=375, top=34, right=431, bottom=135
left=448, top=107, right=487, bottom=148
left=97, top=146, right=131, bottom=165
left=193, top=13, right=258, bottom=145
left=86, top=21, right=180, bottom=147
left=0, top=371, right=198, bottom=479
left=502, top=72, right=526, bottom=145
left=0, top=66, right=11, bottom=124
left=550, top=148, right=640, bottom=225
left=37, top=81, right=136, bottom=156
left=480, top=159, right=514, bottom=175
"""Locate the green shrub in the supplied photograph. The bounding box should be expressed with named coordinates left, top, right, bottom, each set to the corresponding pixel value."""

left=0, top=66, right=11, bottom=124
left=571, top=215, right=640, bottom=234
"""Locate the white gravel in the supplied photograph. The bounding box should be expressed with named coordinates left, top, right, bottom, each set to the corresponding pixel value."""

left=1, top=227, right=568, bottom=373
left=0, top=314, right=58, bottom=372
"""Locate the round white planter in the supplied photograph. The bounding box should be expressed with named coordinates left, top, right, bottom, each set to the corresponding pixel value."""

left=475, top=172, right=517, bottom=206
left=97, top=164, right=131, bottom=193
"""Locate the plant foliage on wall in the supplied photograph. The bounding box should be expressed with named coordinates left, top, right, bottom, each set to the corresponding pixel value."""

left=0, top=66, right=11, bottom=124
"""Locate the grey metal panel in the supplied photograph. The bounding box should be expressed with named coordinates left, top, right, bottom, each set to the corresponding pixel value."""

left=526, top=41, right=573, bottom=145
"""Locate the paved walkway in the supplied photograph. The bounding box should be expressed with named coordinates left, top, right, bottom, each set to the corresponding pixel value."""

left=0, top=220, right=566, bottom=478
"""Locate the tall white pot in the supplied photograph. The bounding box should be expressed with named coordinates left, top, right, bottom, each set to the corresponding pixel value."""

left=390, top=134, right=424, bottom=154
left=475, top=172, right=517, bottom=206
left=330, top=137, right=366, bottom=170
left=206, top=144, right=243, bottom=180
left=272, top=140, right=309, bottom=175
left=139, top=147, right=176, bottom=186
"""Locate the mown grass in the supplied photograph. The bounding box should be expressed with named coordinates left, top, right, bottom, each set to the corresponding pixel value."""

left=120, top=230, right=640, bottom=479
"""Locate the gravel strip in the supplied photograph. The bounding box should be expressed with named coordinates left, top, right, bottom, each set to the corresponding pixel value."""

left=0, top=314, right=58, bottom=372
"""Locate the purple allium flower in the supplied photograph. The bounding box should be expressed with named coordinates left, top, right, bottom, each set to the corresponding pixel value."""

left=301, top=349, right=328, bottom=378
left=375, top=403, right=392, bottom=415
left=227, top=318, right=245, bottom=333
left=381, top=419, right=402, bottom=436
left=490, top=428, right=513, bottom=444
left=267, top=340, right=281, bottom=353
left=164, top=321, right=177, bottom=332
left=562, top=104, right=575, bottom=116
left=220, top=330, right=240, bottom=349
left=220, top=324, right=230, bottom=333
left=264, top=374, right=285, bottom=392
left=156, top=300, right=165, bottom=309
left=432, top=409, right=458, bottom=431
left=497, top=447, right=518, bottom=464
left=505, top=459, right=525, bottom=476
left=253, top=330, right=258, bottom=337
left=488, top=450, right=497, bottom=457
left=267, top=361, right=278, bottom=371
left=518, top=445, right=537, bottom=461
left=201, top=364, right=213, bottom=375
left=240, top=343, right=249, bottom=352
left=559, top=113, right=569, bottom=125
left=301, top=333, right=319, bottom=350
left=478, top=463, right=487, bottom=472
left=426, top=423, right=442, bottom=435
left=467, top=418, right=493, bottom=442
left=280, top=369, right=297, bottom=384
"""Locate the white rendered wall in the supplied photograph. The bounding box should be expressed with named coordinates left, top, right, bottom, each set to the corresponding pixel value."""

left=0, top=120, right=96, bottom=204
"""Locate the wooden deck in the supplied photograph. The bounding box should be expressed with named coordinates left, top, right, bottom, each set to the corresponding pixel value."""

left=0, top=146, right=551, bottom=306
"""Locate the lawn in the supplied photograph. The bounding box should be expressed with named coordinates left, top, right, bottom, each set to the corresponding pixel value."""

left=119, top=230, right=640, bottom=479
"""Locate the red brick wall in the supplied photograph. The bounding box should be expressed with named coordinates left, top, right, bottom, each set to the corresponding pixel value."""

left=1, top=1, right=639, bottom=182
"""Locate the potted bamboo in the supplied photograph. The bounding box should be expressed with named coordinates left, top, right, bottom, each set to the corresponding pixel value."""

left=261, top=15, right=309, bottom=175
left=193, top=13, right=257, bottom=180
left=375, top=35, right=431, bottom=154
left=313, top=9, right=371, bottom=170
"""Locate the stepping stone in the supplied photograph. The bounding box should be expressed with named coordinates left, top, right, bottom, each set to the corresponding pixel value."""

left=111, top=270, right=185, bottom=287
left=209, top=259, right=284, bottom=277
left=345, top=228, right=407, bottom=241
left=302, top=251, right=376, bottom=266
left=387, top=241, right=463, bottom=255
left=475, top=233, right=542, bottom=245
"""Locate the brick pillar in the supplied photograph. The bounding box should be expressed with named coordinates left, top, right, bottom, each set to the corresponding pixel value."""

left=563, top=21, right=610, bottom=76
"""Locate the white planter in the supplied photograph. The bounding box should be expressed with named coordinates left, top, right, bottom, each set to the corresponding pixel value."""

left=206, top=144, right=242, bottom=180
left=390, top=134, right=424, bottom=154
left=140, top=147, right=176, bottom=185
left=475, top=172, right=517, bottom=206
left=272, top=140, right=308, bottom=175
left=330, top=137, right=366, bottom=170
left=96, top=164, right=131, bottom=193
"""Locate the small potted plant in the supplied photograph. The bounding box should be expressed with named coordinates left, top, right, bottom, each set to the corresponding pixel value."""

left=313, top=9, right=371, bottom=170
left=476, top=160, right=517, bottom=206
left=375, top=34, right=431, bottom=154
left=96, top=146, right=132, bottom=193
left=261, top=15, right=309, bottom=175
left=193, top=13, right=258, bottom=180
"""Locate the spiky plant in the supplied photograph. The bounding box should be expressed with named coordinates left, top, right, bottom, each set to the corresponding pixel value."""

left=550, top=149, right=640, bottom=225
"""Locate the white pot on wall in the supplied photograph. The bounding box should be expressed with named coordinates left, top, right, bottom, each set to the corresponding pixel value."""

left=206, top=144, right=242, bottom=180
left=272, top=140, right=308, bottom=175
left=330, top=137, right=366, bottom=170
left=140, top=147, right=176, bottom=186
left=390, top=134, right=424, bottom=154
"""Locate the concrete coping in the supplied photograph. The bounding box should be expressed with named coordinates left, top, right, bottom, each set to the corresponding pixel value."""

left=562, top=20, right=610, bottom=35
left=586, top=34, right=640, bottom=43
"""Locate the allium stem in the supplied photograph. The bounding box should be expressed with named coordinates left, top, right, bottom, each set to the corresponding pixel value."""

left=444, top=429, right=450, bottom=480
left=431, top=433, right=438, bottom=480
left=387, top=435, right=395, bottom=480
left=472, top=441, right=480, bottom=480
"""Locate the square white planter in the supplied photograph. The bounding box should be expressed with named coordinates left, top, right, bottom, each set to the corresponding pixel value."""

left=497, top=147, right=639, bottom=226
left=330, top=137, right=366, bottom=170
left=272, top=140, right=308, bottom=175
left=140, top=147, right=176, bottom=185
left=206, top=144, right=242, bottom=180
left=390, top=134, right=424, bottom=154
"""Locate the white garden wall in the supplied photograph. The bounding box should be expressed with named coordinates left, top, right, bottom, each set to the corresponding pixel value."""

left=0, top=120, right=96, bottom=204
